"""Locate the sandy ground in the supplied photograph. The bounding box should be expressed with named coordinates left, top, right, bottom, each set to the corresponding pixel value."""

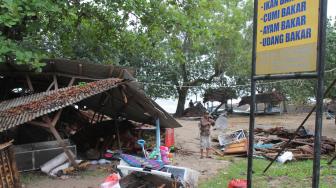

left=22, top=113, right=336, bottom=187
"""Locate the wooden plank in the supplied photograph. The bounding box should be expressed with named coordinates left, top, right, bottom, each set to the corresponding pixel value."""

left=224, top=139, right=248, bottom=154
left=224, top=147, right=247, bottom=154
left=210, top=147, right=224, bottom=156
left=0, top=140, right=13, bottom=150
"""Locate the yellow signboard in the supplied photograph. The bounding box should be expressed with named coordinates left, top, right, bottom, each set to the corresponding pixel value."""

left=256, top=0, right=320, bottom=75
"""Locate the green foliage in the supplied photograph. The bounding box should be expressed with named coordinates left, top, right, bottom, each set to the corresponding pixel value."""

left=127, top=0, right=253, bottom=114
left=199, top=159, right=336, bottom=188
left=3, top=0, right=335, bottom=109
left=0, top=0, right=63, bottom=67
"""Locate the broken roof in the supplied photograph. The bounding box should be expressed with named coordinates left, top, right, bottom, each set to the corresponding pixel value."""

left=0, top=59, right=134, bottom=80
left=0, top=79, right=123, bottom=131
left=0, top=78, right=181, bottom=132
left=0, top=60, right=182, bottom=132
left=238, top=92, right=285, bottom=106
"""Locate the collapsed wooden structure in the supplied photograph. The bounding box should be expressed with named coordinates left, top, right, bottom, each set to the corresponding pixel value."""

left=203, top=88, right=237, bottom=114
left=0, top=59, right=181, bottom=170
left=238, top=91, right=284, bottom=106
left=238, top=91, right=286, bottom=113
left=203, top=88, right=237, bottom=104
left=254, top=127, right=336, bottom=160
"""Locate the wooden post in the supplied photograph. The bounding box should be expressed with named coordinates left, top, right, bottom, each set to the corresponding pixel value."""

left=78, top=64, right=83, bottom=75
left=25, top=74, right=34, bottom=92
left=115, top=121, right=121, bottom=150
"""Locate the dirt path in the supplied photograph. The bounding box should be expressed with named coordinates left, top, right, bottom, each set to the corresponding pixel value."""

left=174, top=119, right=229, bottom=180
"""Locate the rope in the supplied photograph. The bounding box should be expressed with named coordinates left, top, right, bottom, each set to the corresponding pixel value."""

left=137, top=67, right=336, bottom=88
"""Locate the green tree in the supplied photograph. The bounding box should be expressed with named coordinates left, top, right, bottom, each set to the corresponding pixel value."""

left=130, top=0, right=253, bottom=116
left=0, top=0, right=65, bottom=68
left=0, top=0, right=253, bottom=116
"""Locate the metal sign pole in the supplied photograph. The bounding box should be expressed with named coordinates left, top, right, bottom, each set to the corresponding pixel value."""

left=312, top=0, right=328, bottom=187
left=247, top=0, right=258, bottom=187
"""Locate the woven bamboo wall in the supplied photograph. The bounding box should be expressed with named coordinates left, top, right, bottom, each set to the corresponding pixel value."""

left=0, top=141, right=20, bottom=188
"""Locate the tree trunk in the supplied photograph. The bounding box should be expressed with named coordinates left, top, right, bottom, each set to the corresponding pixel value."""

left=175, top=88, right=188, bottom=117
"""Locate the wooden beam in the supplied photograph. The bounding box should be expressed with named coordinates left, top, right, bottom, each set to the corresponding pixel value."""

left=29, top=111, right=78, bottom=167
left=51, top=110, right=62, bottom=127
left=25, top=74, right=34, bottom=92
left=1, top=72, right=101, bottom=81
left=49, top=126, right=77, bottom=167
left=53, top=75, right=58, bottom=90
left=29, top=121, right=50, bottom=128
left=68, top=77, right=76, bottom=87
left=46, top=80, right=55, bottom=91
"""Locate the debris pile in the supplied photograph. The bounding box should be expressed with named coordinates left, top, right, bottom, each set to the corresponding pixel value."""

left=182, top=102, right=207, bottom=117
left=254, top=127, right=336, bottom=160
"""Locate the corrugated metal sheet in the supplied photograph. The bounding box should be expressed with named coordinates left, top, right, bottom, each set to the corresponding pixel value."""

left=0, top=78, right=124, bottom=132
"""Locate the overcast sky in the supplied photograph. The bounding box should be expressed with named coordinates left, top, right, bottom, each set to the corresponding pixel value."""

left=328, top=0, right=336, bottom=19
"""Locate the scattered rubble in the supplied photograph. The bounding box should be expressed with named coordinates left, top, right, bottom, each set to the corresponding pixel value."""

left=254, top=127, right=336, bottom=160
left=211, top=127, right=336, bottom=161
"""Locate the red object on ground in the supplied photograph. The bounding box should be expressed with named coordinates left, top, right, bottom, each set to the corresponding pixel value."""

left=228, top=179, right=247, bottom=188
left=104, top=173, right=120, bottom=183
left=165, top=128, right=175, bottom=147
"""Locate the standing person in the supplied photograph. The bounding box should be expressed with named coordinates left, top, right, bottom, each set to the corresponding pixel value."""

left=189, top=99, right=194, bottom=108
left=199, top=111, right=215, bottom=159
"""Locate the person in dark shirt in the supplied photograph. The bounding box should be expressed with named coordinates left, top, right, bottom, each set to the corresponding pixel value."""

left=189, top=100, right=194, bottom=108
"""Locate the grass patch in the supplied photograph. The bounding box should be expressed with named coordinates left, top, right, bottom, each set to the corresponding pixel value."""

left=199, top=159, right=336, bottom=188
left=20, top=166, right=109, bottom=185
left=20, top=171, right=49, bottom=185
left=77, top=167, right=109, bottom=178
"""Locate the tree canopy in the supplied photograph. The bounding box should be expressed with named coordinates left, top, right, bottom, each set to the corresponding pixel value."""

left=1, top=0, right=336, bottom=114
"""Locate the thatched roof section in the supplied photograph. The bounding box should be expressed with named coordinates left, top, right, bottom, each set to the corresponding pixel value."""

left=203, top=88, right=237, bottom=103
left=238, top=92, right=285, bottom=106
